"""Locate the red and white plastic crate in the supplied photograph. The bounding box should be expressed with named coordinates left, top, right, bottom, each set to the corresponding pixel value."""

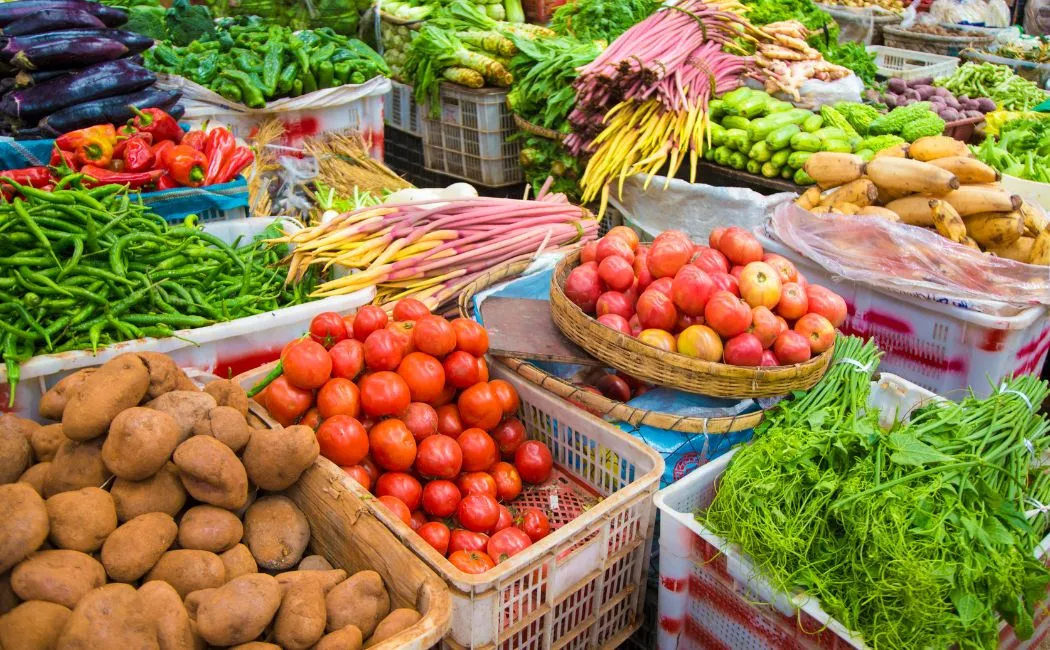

left=758, top=232, right=1050, bottom=399
left=654, top=373, right=1050, bottom=650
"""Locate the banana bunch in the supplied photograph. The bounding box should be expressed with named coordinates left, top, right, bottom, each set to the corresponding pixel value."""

left=794, top=136, right=1050, bottom=266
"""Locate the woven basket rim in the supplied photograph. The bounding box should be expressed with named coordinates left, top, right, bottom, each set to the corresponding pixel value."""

left=882, top=24, right=994, bottom=45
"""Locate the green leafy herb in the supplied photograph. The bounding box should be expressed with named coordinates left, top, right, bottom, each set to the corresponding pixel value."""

left=550, top=0, right=660, bottom=42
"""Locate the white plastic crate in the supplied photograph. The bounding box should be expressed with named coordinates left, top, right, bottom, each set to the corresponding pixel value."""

left=758, top=232, right=1050, bottom=398
left=235, top=360, right=663, bottom=649
left=654, top=373, right=1050, bottom=650
left=386, top=79, right=422, bottom=136
left=868, top=45, right=959, bottom=80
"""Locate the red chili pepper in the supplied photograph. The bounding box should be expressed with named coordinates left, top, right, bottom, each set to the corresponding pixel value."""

left=121, top=136, right=154, bottom=173
left=150, top=141, right=175, bottom=171
left=128, top=106, right=182, bottom=143
left=49, top=147, right=79, bottom=171
left=55, top=124, right=116, bottom=167
left=181, top=130, right=207, bottom=152
left=80, top=165, right=164, bottom=190
left=161, top=144, right=207, bottom=187
left=155, top=173, right=178, bottom=190
left=0, top=167, right=53, bottom=189
left=203, top=128, right=236, bottom=186
left=215, top=146, right=254, bottom=184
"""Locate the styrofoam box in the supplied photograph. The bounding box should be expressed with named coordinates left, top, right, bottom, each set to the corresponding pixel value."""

left=0, top=218, right=374, bottom=422
left=758, top=232, right=1050, bottom=398
left=654, top=373, right=1050, bottom=650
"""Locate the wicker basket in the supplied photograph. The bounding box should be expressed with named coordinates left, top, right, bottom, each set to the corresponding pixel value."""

left=456, top=259, right=765, bottom=434
left=550, top=250, right=834, bottom=398
left=882, top=24, right=994, bottom=56
left=818, top=4, right=902, bottom=45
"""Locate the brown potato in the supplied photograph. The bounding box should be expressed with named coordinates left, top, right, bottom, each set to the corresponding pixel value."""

left=192, top=406, right=251, bottom=453
left=0, top=600, right=71, bottom=650
left=29, top=424, right=64, bottom=463
left=137, top=352, right=183, bottom=400
left=111, top=463, right=186, bottom=522
left=56, top=583, right=158, bottom=649
left=230, top=644, right=281, bottom=650
left=0, top=423, right=32, bottom=485
left=10, top=550, right=105, bottom=609
left=43, top=438, right=107, bottom=498
left=0, top=483, right=49, bottom=573
left=274, top=577, right=326, bottom=650
left=145, top=550, right=225, bottom=600
left=202, top=380, right=249, bottom=418
left=219, top=545, right=257, bottom=582
left=0, top=572, right=18, bottom=615
left=243, top=496, right=310, bottom=571
left=0, top=414, right=39, bottom=443
left=38, top=370, right=95, bottom=421
left=172, top=437, right=248, bottom=511
left=276, top=570, right=347, bottom=595
left=366, top=609, right=421, bottom=647
left=102, top=513, right=177, bottom=583
left=173, top=371, right=198, bottom=393
left=182, top=589, right=215, bottom=620
left=177, top=506, right=243, bottom=553
left=102, top=408, right=181, bottom=481
left=146, top=392, right=217, bottom=443
left=138, top=581, right=194, bottom=650
left=298, top=555, right=333, bottom=571
left=17, top=462, right=49, bottom=497
left=325, top=571, right=389, bottom=638
left=62, top=354, right=150, bottom=441
left=45, top=488, right=116, bottom=553
left=196, top=574, right=280, bottom=647
left=242, top=425, right=318, bottom=492
left=314, top=625, right=363, bottom=650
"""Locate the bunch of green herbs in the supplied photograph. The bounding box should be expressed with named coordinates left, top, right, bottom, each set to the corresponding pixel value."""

left=507, top=35, right=602, bottom=131
left=550, top=0, right=660, bottom=42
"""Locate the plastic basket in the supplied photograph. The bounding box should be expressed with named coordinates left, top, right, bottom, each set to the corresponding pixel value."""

left=868, top=45, right=959, bottom=80
left=386, top=79, right=422, bottom=136
left=422, top=83, right=523, bottom=187
left=654, top=372, right=1050, bottom=650
left=236, top=360, right=663, bottom=649
left=757, top=232, right=1050, bottom=398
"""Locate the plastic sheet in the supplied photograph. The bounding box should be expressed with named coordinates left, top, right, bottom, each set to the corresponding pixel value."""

left=769, top=201, right=1050, bottom=314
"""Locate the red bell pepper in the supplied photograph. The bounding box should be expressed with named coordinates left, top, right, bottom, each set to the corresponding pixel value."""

left=150, top=140, right=175, bottom=168
left=113, top=131, right=152, bottom=159
left=203, top=128, right=236, bottom=186
left=55, top=124, right=116, bottom=167
left=0, top=167, right=53, bottom=189
left=215, top=147, right=254, bottom=184
left=155, top=173, right=178, bottom=190
left=128, top=106, right=182, bottom=143
left=121, top=136, right=154, bottom=173
left=80, top=165, right=164, bottom=190
left=161, top=144, right=207, bottom=187
left=181, top=130, right=207, bottom=152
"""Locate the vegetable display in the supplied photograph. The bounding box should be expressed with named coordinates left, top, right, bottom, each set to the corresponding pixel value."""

left=747, top=21, right=851, bottom=102
left=701, top=336, right=1050, bottom=649
left=506, top=36, right=602, bottom=133
left=984, top=38, right=1050, bottom=64
left=875, top=75, right=996, bottom=120
left=0, top=353, right=423, bottom=648
left=565, top=225, right=847, bottom=367
left=974, top=118, right=1050, bottom=184
left=143, top=18, right=388, bottom=108
left=549, top=0, right=660, bottom=42
left=935, top=62, right=1050, bottom=111
left=249, top=307, right=556, bottom=574
left=203, top=0, right=370, bottom=37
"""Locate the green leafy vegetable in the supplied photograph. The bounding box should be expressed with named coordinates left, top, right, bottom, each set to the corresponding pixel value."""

left=516, top=134, right=584, bottom=202
left=507, top=36, right=602, bottom=131
left=550, top=0, right=660, bottom=42
left=973, top=118, right=1050, bottom=183
left=165, top=0, right=216, bottom=47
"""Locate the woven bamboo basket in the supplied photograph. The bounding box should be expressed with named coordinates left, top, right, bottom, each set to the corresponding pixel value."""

left=883, top=25, right=994, bottom=56
left=456, top=259, right=765, bottom=434
left=550, top=250, right=834, bottom=398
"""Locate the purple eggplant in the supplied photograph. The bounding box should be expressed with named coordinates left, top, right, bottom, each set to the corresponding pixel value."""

left=3, top=8, right=105, bottom=36
left=39, top=88, right=181, bottom=134
left=0, top=59, right=156, bottom=120
left=0, top=2, right=127, bottom=28
left=12, top=67, right=76, bottom=88
left=9, top=36, right=127, bottom=71
left=2, top=29, right=153, bottom=56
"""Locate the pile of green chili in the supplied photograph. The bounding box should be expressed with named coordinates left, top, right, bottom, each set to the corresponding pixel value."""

left=701, top=336, right=1050, bottom=650
left=0, top=176, right=317, bottom=404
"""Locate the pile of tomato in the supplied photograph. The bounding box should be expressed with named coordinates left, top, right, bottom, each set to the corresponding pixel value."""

left=255, top=300, right=556, bottom=575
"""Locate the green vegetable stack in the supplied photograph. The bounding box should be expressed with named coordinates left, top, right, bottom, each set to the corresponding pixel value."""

left=550, top=0, right=660, bottom=42
left=974, top=118, right=1050, bottom=183
left=936, top=62, right=1049, bottom=112
left=204, top=0, right=372, bottom=37
left=866, top=101, right=947, bottom=142
left=507, top=36, right=603, bottom=133
left=143, top=18, right=389, bottom=108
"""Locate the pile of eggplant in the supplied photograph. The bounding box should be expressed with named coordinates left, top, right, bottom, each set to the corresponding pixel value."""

left=0, top=0, right=183, bottom=139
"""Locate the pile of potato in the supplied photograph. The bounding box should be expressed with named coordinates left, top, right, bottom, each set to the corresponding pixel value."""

left=0, top=352, right=422, bottom=650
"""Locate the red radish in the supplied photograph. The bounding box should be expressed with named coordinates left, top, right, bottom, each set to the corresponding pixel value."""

left=648, top=234, right=693, bottom=278
left=723, top=333, right=763, bottom=366
left=565, top=263, right=602, bottom=313
left=774, top=330, right=811, bottom=364
left=671, top=265, right=715, bottom=316
left=598, top=256, right=635, bottom=292
left=595, top=236, right=635, bottom=264
left=596, top=291, right=634, bottom=321
left=692, top=246, right=730, bottom=275
left=636, top=290, right=678, bottom=331
left=597, top=313, right=632, bottom=335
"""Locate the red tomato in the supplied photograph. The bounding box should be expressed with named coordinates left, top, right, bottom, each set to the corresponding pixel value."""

left=359, top=371, right=411, bottom=418
left=489, top=461, right=522, bottom=502
left=491, top=418, right=526, bottom=458
left=443, top=351, right=480, bottom=390
left=514, top=441, right=554, bottom=484
left=363, top=329, right=403, bottom=372
left=316, top=415, right=369, bottom=467
left=457, top=428, right=498, bottom=472
left=353, top=305, right=388, bottom=341
left=414, top=315, right=457, bottom=357
left=436, top=404, right=464, bottom=439
left=421, top=479, right=461, bottom=518
left=317, top=378, right=361, bottom=420
left=410, top=510, right=427, bottom=531
left=487, top=527, right=532, bottom=564
left=263, top=375, right=313, bottom=426
left=397, top=352, right=446, bottom=404
left=310, top=312, right=348, bottom=349
left=359, top=456, right=380, bottom=485
left=378, top=495, right=411, bottom=525
left=458, top=382, right=502, bottom=431
left=476, top=356, right=489, bottom=383
left=456, top=472, right=497, bottom=499
left=375, top=472, right=423, bottom=511
left=451, top=318, right=489, bottom=356
left=518, top=507, right=551, bottom=542
left=340, top=465, right=371, bottom=491
left=386, top=321, right=417, bottom=357
left=299, top=407, right=322, bottom=430
left=490, top=504, right=513, bottom=535
left=489, top=379, right=520, bottom=415
left=401, top=402, right=438, bottom=442
left=281, top=339, right=332, bottom=390
left=456, top=494, right=500, bottom=533
left=417, top=521, right=451, bottom=555
left=448, top=529, right=489, bottom=554
left=393, top=298, right=430, bottom=322
left=448, top=550, right=495, bottom=574
left=369, top=419, right=417, bottom=472
left=431, top=384, right=456, bottom=408
left=329, top=339, right=365, bottom=380
left=415, top=434, right=463, bottom=479
left=342, top=314, right=355, bottom=337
